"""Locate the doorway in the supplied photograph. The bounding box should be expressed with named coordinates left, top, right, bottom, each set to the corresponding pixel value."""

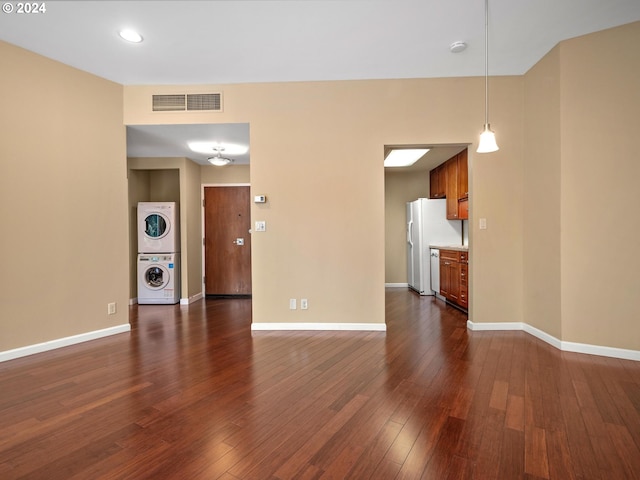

left=203, top=186, right=252, bottom=296
left=384, top=144, right=469, bottom=287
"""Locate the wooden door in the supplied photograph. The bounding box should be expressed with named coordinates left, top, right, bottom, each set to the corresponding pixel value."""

left=204, top=186, right=251, bottom=296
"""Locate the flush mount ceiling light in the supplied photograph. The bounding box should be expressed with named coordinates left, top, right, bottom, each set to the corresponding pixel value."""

left=118, top=29, right=143, bottom=43
left=207, top=147, right=234, bottom=167
left=384, top=148, right=430, bottom=167
left=477, top=0, right=499, bottom=153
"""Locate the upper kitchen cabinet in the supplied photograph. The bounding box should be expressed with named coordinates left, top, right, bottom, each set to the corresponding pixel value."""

left=457, top=149, right=468, bottom=200
left=458, top=198, right=468, bottom=220
left=445, top=156, right=459, bottom=219
left=429, top=147, right=469, bottom=220
left=429, top=163, right=446, bottom=199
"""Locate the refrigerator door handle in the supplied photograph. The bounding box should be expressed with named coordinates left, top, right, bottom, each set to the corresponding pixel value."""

left=407, top=220, right=413, bottom=247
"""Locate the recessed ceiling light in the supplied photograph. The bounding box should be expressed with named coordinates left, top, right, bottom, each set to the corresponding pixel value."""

left=119, top=29, right=143, bottom=43
left=384, top=149, right=430, bottom=167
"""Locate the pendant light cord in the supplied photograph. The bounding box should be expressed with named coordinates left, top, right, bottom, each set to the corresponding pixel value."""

left=484, top=0, right=489, bottom=126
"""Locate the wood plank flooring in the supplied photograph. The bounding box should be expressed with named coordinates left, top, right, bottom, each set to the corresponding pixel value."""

left=1, top=289, right=640, bottom=479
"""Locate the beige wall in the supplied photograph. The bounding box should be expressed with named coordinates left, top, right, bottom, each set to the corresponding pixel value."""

left=520, top=21, right=640, bottom=350
left=384, top=170, right=430, bottom=284
left=523, top=47, right=562, bottom=337
left=3, top=20, right=638, bottom=355
left=468, top=76, right=525, bottom=326
left=0, top=41, right=128, bottom=351
left=201, top=164, right=250, bottom=184
left=182, top=158, right=202, bottom=301
left=558, top=22, right=640, bottom=349
left=124, top=76, right=526, bottom=328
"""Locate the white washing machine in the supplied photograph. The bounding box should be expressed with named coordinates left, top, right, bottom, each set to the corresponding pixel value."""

left=137, top=202, right=180, bottom=253
left=137, top=253, right=180, bottom=304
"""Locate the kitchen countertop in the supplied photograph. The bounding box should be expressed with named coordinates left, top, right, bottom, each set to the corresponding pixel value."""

left=430, top=245, right=469, bottom=252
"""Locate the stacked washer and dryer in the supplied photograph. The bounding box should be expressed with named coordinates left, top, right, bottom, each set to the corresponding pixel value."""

left=137, top=202, right=181, bottom=304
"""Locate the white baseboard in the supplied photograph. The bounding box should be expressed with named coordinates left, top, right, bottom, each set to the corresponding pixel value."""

left=467, top=320, right=640, bottom=361
left=467, top=321, right=524, bottom=331
left=523, top=323, right=563, bottom=350
left=251, top=322, right=387, bottom=332
left=181, top=292, right=203, bottom=305
left=385, top=283, right=408, bottom=288
left=133, top=293, right=202, bottom=306
left=0, top=324, right=131, bottom=363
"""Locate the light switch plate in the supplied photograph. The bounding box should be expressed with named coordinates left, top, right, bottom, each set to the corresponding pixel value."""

left=255, top=221, right=266, bottom=232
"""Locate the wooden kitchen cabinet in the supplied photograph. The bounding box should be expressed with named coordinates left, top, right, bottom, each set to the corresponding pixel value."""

left=439, top=249, right=468, bottom=311
left=429, top=163, right=446, bottom=199
left=457, top=149, right=468, bottom=200
left=458, top=198, right=468, bottom=220
left=459, top=251, right=468, bottom=309
left=429, top=147, right=469, bottom=219
left=439, top=249, right=460, bottom=303
left=446, top=156, right=459, bottom=219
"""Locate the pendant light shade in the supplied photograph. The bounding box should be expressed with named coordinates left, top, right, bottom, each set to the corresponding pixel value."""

left=477, top=0, right=499, bottom=153
left=478, top=124, right=499, bottom=153
left=208, top=155, right=232, bottom=167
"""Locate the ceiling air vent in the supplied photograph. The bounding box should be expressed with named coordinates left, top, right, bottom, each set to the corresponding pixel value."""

left=187, top=93, right=221, bottom=111
left=152, top=94, right=186, bottom=112
left=152, top=93, right=222, bottom=112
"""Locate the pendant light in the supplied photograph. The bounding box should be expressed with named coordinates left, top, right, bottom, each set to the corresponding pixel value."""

left=477, top=0, right=499, bottom=153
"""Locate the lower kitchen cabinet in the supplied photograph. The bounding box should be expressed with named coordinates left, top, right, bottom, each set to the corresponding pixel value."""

left=439, top=249, right=468, bottom=311
left=439, top=250, right=460, bottom=303
left=459, top=252, right=468, bottom=309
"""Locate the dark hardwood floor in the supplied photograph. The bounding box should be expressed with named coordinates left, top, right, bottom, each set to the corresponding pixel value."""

left=1, top=289, right=640, bottom=479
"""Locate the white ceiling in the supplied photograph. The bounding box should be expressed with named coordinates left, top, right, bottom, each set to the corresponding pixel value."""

left=2, top=0, right=639, bottom=165
left=127, top=124, right=251, bottom=165
left=2, top=0, right=639, bottom=85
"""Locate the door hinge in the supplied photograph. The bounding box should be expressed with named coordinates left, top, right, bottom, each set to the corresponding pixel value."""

left=202, top=199, right=205, bottom=207
left=203, top=276, right=206, bottom=284
left=203, top=238, right=205, bottom=246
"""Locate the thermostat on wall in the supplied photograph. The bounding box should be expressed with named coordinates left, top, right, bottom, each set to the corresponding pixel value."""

left=254, top=195, right=267, bottom=203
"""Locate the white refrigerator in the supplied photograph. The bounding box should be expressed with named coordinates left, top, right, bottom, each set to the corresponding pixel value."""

left=406, top=198, right=462, bottom=295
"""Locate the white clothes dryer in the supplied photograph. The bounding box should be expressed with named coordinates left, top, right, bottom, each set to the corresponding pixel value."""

left=137, top=253, right=180, bottom=304
left=137, top=202, right=180, bottom=253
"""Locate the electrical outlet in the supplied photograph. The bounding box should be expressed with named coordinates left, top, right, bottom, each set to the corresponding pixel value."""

left=289, top=298, right=297, bottom=310
left=300, top=299, right=308, bottom=310
left=107, top=302, right=117, bottom=315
